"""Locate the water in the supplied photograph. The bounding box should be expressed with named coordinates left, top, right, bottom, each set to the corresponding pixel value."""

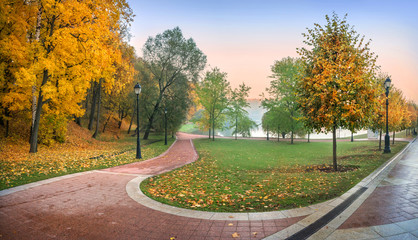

left=219, top=99, right=368, bottom=139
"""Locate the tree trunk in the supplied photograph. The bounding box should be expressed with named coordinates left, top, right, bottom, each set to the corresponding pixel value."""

left=30, top=69, right=49, bottom=153
left=235, top=114, right=238, bottom=140
left=30, top=6, right=42, bottom=138
left=212, top=117, right=215, bottom=141
left=143, top=93, right=164, bottom=140
left=332, top=125, right=337, bottom=171
left=291, top=131, right=294, bottom=144
left=74, top=116, right=81, bottom=126
left=29, top=13, right=56, bottom=153
left=277, top=126, right=280, bottom=142
left=88, top=81, right=98, bottom=130
left=379, top=129, right=382, bottom=150
left=92, top=79, right=102, bottom=139
left=118, top=110, right=124, bottom=129
left=128, top=105, right=135, bottom=134
left=308, top=133, right=310, bottom=143
left=266, top=126, right=269, bottom=141
left=392, top=131, right=395, bottom=145
left=3, top=109, right=10, bottom=138
left=351, top=131, right=354, bottom=142
left=102, top=114, right=111, bottom=133
left=208, top=127, right=211, bottom=139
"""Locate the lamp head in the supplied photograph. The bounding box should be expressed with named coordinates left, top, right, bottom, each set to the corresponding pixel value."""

left=384, top=77, right=391, bottom=90
left=134, top=83, right=141, bottom=95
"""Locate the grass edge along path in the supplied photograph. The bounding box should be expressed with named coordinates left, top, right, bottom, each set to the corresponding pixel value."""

left=141, top=138, right=408, bottom=213
left=0, top=135, right=175, bottom=190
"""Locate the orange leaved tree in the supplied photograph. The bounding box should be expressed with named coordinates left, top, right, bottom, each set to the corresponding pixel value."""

left=297, top=13, right=378, bottom=171
left=1, top=0, right=133, bottom=152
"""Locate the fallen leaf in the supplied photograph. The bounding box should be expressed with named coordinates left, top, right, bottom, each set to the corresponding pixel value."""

left=228, top=223, right=234, bottom=226
left=232, top=232, right=240, bottom=238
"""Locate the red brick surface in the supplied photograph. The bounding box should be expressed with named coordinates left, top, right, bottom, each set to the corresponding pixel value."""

left=340, top=142, right=418, bottom=229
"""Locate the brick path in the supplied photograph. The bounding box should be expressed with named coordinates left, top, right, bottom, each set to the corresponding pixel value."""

left=337, top=138, right=418, bottom=232
left=0, top=133, right=306, bottom=240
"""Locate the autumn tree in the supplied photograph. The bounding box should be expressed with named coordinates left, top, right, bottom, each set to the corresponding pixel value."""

left=228, top=83, right=251, bottom=140
left=196, top=68, right=231, bottom=141
left=141, top=27, right=207, bottom=140
left=368, top=73, right=389, bottom=150
left=407, top=102, right=417, bottom=135
left=388, top=86, right=411, bottom=144
left=0, top=1, right=33, bottom=138
left=0, top=0, right=134, bottom=151
left=297, top=13, right=378, bottom=171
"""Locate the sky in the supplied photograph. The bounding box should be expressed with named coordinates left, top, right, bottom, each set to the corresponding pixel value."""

left=127, top=0, right=418, bottom=103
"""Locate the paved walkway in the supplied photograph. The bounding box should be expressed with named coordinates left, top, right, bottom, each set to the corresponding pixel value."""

left=0, top=133, right=417, bottom=239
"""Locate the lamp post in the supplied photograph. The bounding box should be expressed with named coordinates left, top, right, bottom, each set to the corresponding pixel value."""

left=384, top=77, right=391, bottom=153
left=164, top=107, right=168, bottom=145
left=134, top=83, right=142, bottom=159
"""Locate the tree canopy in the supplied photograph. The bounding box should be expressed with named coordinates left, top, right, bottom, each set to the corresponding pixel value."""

left=141, top=27, right=207, bottom=139
left=297, top=13, right=378, bottom=170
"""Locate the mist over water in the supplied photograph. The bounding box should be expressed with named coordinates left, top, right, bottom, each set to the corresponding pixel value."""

left=219, top=99, right=368, bottom=139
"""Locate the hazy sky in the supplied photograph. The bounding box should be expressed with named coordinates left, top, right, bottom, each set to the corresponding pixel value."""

left=127, top=0, right=418, bottom=103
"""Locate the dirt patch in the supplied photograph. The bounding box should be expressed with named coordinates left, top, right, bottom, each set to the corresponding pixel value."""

left=305, top=164, right=360, bottom=173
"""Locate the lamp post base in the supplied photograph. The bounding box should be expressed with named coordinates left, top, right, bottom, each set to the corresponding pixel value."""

left=383, top=134, right=391, bottom=153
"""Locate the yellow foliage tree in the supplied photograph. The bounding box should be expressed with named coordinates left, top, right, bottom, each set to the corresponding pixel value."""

left=297, top=13, right=378, bottom=171
left=0, top=0, right=134, bottom=152
left=388, top=86, right=411, bottom=144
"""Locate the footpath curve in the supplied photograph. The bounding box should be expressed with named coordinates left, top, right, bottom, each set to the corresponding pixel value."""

left=1, top=133, right=417, bottom=239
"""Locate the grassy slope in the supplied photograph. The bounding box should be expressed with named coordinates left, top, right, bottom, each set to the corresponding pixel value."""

left=142, top=138, right=408, bottom=212
left=0, top=122, right=175, bottom=190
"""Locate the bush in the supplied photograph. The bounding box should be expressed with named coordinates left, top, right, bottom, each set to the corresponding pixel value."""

left=38, top=114, right=68, bottom=145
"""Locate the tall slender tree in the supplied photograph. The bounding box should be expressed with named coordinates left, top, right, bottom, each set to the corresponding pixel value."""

left=196, top=68, right=231, bottom=141
left=141, top=27, right=206, bottom=140
left=228, top=83, right=251, bottom=140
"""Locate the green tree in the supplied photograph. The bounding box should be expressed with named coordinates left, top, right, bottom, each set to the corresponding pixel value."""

left=141, top=27, right=207, bottom=140
left=297, top=13, right=378, bottom=171
left=260, top=107, right=291, bottom=141
left=232, top=114, right=258, bottom=138
left=228, top=83, right=251, bottom=140
left=196, top=68, right=231, bottom=141
left=266, top=57, right=304, bottom=144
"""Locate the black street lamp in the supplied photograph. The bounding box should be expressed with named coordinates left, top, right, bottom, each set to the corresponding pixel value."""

left=384, top=77, right=391, bottom=154
left=134, top=83, right=142, bottom=159
left=164, top=107, right=167, bottom=145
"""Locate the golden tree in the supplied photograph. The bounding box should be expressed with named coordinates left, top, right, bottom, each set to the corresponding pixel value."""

left=388, top=87, right=411, bottom=144
left=0, top=0, right=134, bottom=152
left=297, top=13, right=378, bottom=171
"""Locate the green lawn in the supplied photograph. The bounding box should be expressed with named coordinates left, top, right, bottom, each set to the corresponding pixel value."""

left=0, top=134, right=175, bottom=190
left=141, top=138, right=408, bottom=212
left=179, top=122, right=207, bottom=135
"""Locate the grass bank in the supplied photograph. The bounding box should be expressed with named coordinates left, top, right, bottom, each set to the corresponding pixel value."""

left=141, top=138, right=408, bottom=212
left=0, top=133, right=175, bottom=190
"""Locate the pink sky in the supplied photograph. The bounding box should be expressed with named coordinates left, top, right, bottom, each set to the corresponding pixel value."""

left=128, top=0, right=418, bottom=103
